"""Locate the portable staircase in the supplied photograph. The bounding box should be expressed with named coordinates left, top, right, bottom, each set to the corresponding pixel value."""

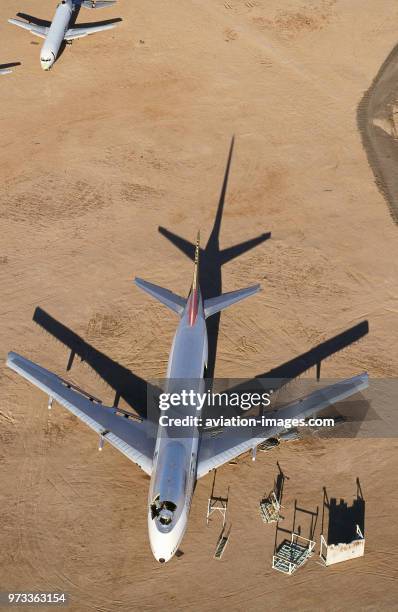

left=206, top=471, right=231, bottom=560
left=272, top=533, right=315, bottom=575
left=214, top=525, right=231, bottom=560
left=206, top=490, right=228, bottom=526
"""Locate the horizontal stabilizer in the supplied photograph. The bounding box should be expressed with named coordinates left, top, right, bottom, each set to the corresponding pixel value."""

left=135, top=278, right=186, bottom=315
left=80, top=0, right=117, bottom=8
left=204, top=284, right=260, bottom=318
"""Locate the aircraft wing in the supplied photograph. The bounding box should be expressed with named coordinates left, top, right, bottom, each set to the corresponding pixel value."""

left=197, top=373, right=368, bottom=478
left=0, top=69, right=12, bottom=75
left=65, top=23, right=116, bottom=40
left=8, top=18, right=48, bottom=39
left=7, top=352, right=156, bottom=476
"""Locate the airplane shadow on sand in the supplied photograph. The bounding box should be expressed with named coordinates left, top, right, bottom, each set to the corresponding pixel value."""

left=357, top=40, right=398, bottom=224
left=0, top=62, right=21, bottom=70
left=33, top=306, right=149, bottom=419
left=32, top=139, right=369, bottom=419
left=159, top=136, right=271, bottom=378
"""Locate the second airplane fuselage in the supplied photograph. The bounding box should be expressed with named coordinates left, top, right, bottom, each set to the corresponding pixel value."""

left=40, top=0, right=73, bottom=70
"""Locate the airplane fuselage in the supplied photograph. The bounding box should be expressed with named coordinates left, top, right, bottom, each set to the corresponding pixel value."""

left=147, top=289, right=208, bottom=563
left=40, top=0, right=73, bottom=70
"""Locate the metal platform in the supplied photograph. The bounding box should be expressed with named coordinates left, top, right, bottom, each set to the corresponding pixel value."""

left=319, top=481, right=365, bottom=566
left=272, top=534, right=315, bottom=575
left=319, top=525, right=365, bottom=566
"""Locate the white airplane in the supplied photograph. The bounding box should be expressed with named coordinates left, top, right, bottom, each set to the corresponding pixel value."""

left=7, top=234, right=368, bottom=563
left=0, top=68, right=12, bottom=75
left=8, top=0, right=120, bottom=70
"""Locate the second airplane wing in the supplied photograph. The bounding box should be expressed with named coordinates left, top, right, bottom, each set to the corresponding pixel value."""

left=64, top=23, right=117, bottom=40
left=8, top=18, right=48, bottom=38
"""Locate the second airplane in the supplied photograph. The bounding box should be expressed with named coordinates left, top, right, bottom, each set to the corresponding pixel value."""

left=9, top=0, right=120, bottom=70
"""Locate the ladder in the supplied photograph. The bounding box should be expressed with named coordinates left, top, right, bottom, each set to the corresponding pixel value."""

left=214, top=525, right=231, bottom=560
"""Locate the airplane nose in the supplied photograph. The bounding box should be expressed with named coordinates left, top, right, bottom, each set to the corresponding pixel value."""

left=148, top=509, right=182, bottom=563
left=152, top=547, right=173, bottom=563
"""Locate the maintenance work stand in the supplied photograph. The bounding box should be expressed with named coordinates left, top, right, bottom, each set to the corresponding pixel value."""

left=206, top=471, right=231, bottom=560
left=272, top=533, right=316, bottom=575
left=259, top=462, right=287, bottom=523
left=272, top=499, right=318, bottom=575
left=260, top=491, right=282, bottom=523
left=319, top=480, right=365, bottom=566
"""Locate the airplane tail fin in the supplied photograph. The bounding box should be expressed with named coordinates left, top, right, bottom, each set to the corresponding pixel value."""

left=191, top=231, right=200, bottom=294
left=187, top=232, right=200, bottom=326
left=204, top=284, right=260, bottom=319
left=134, top=278, right=186, bottom=315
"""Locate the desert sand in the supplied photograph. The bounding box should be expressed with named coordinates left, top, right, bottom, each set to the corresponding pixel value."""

left=1, top=0, right=398, bottom=610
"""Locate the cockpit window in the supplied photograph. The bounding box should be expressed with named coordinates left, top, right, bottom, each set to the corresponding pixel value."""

left=163, top=501, right=177, bottom=512
left=159, top=509, right=173, bottom=525
left=150, top=496, right=177, bottom=524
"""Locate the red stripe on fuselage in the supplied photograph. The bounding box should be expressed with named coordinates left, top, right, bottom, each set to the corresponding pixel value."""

left=188, top=289, right=198, bottom=326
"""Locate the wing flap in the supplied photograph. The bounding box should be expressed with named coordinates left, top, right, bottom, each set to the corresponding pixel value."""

left=197, top=374, right=368, bottom=478
left=7, top=352, right=156, bottom=475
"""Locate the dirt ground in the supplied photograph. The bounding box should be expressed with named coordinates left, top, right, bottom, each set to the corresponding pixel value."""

left=1, top=0, right=398, bottom=610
